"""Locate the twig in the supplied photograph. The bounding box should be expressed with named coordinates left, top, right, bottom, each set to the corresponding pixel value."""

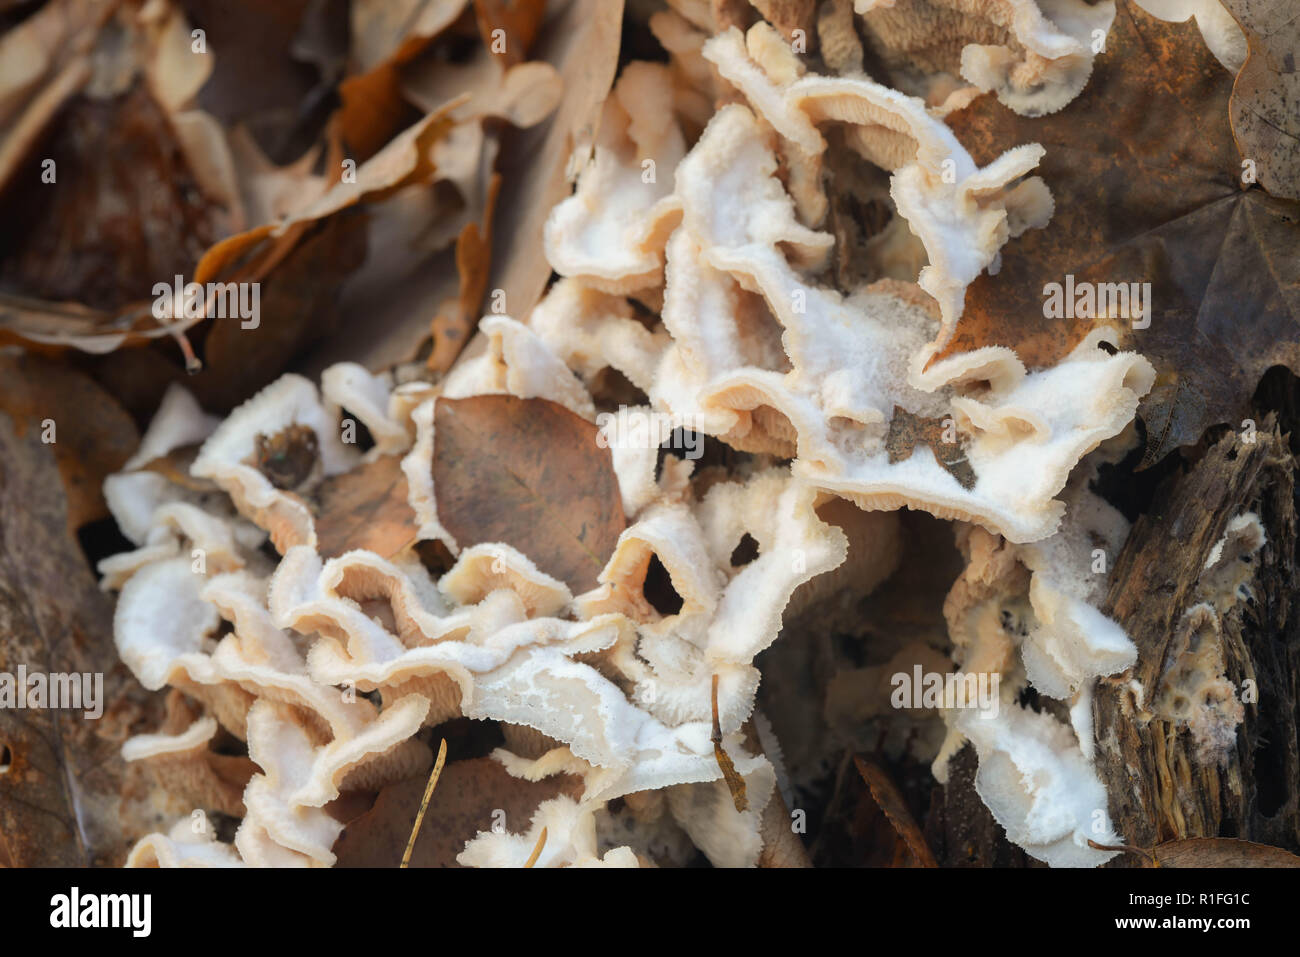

left=1087, top=839, right=1156, bottom=866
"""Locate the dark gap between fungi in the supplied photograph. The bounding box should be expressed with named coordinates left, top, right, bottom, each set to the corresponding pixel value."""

left=76, top=515, right=137, bottom=576
left=643, top=553, right=684, bottom=617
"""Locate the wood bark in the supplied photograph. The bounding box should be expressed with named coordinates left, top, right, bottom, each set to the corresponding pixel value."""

left=1094, top=417, right=1300, bottom=860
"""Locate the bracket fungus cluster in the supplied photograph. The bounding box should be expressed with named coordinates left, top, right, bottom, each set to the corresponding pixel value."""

left=106, top=361, right=846, bottom=866
left=71, top=0, right=1283, bottom=870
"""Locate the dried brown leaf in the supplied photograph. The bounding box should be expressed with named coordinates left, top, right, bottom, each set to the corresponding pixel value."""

left=338, top=65, right=416, bottom=162
left=1, top=81, right=223, bottom=310
left=1153, top=837, right=1300, bottom=867
left=0, top=0, right=113, bottom=191
left=1225, top=0, right=1300, bottom=201
left=944, top=0, right=1300, bottom=467
left=712, top=674, right=748, bottom=813
left=132, top=209, right=367, bottom=413
left=0, top=353, right=138, bottom=532
left=749, top=0, right=816, bottom=42
left=853, top=756, right=938, bottom=867
left=185, top=0, right=330, bottom=158
left=432, top=395, right=625, bottom=593
left=473, top=0, right=547, bottom=68
left=279, top=105, right=461, bottom=230
left=351, top=0, right=470, bottom=74
left=334, top=756, right=581, bottom=867
left=429, top=173, right=501, bottom=372
left=0, top=412, right=155, bottom=866
left=486, top=0, right=624, bottom=322
left=885, top=405, right=974, bottom=490
left=339, top=0, right=471, bottom=158
left=313, top=454, right=418, bottom=559
left=1094, top=836, right=1300, bottom=867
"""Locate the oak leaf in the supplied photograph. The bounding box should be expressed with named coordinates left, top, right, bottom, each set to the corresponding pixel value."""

left=943, top=0, right=1300, bottom=466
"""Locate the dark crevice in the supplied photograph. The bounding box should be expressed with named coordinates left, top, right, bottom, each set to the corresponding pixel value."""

left=339, top=408, right=375, bottom=452
left=427, top=717, right=505, bottom=763
left=76, top=516, right=136, bottom=575
left=210, top=811, right=241, bottom=843
left=1015, top=685, right=1043, bottom=714
left=644, top=553, right=683, bottom=617
left=655, top=429, right=743, bottom=480
left=1092, top=418, right=1185, bottom=523
left=730, top=532, right=760, bottom=567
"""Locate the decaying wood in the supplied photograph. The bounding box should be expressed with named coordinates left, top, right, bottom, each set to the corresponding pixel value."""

left=1094, top=417, right=1300, bottom=858
left=924, top=745, right=1039, bottom=868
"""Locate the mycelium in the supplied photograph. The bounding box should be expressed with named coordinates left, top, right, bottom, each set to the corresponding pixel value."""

left=109, top=0, right=1163, bottom=867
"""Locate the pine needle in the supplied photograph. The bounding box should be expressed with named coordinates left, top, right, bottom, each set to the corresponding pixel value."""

left=400, top=737, right=448, bottom=868
left=524, top=827, right=548, bottom=868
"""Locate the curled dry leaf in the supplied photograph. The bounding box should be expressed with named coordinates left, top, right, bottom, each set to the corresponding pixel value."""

left=186, top=0, right=332, bottom=146
left=1224, top=0, right=1300, bottom=202
left=488, top=0, right=626, bottom=320
left=339, top=0, right=471, bottom=159
left=0, top=0, right=114, bottom=191
left=473, top=0, right=548, bottom=68
left=2, top=81, right=222, bottom=311
left=429, top=173, right=503, bottom=372
left=95, top=208, right=369, bottom=415
left=1153, top=837, right=1300, bottom=867
left=853, top=756, right=938, bottom=867
left=432, top=395, right=626, bottom=593
left=3, top=68, right=452, bottom=380
left=1094, top=836, right=1300, bottom=867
